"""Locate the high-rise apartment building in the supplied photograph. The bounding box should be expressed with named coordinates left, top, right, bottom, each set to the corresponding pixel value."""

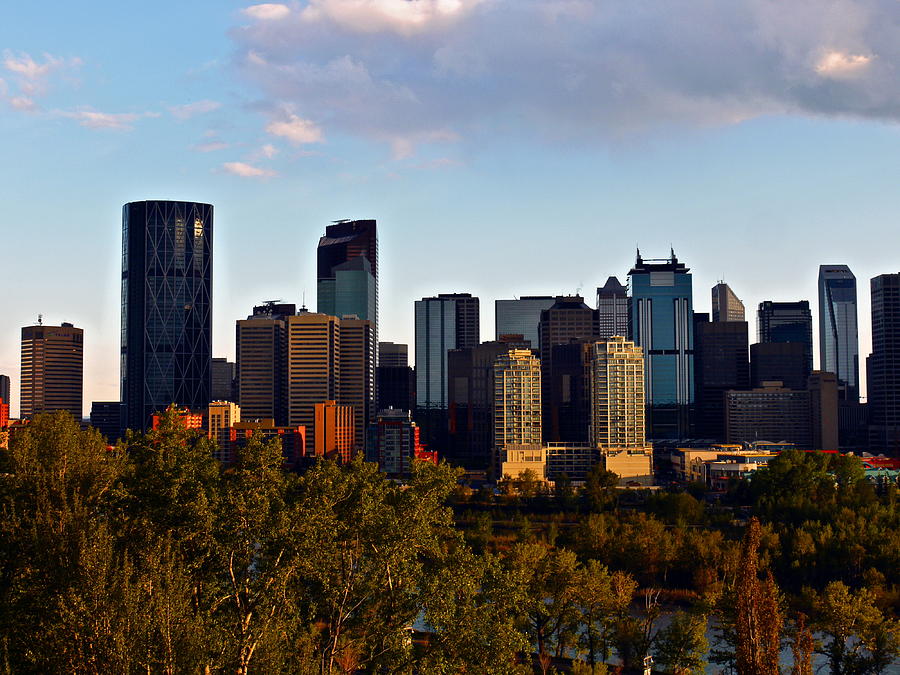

left=693, top=314, right=749, bottom=440
left=493, top=349, right=542, bottom=472
left=628, top=250, right=694, bottom=439
left=285, top=311, right=341, bottom=442
left=596, top=277, right=629, bottom=337
left=712, top=283, right=745, bottom=322
left=495, top=296, right=555, bottom=349
left=757, top=300, right=813, bottom=374
left=20, top=322, right=83, bottom=419
left=868, top=274, right=900, bottom=453
left=589, top=337, right=646, bottom=448
left=818, top=265, right=859, bottom=400
left=236, top=302, right=294, bottom=424
left=121, top=200, right=213, bottom=431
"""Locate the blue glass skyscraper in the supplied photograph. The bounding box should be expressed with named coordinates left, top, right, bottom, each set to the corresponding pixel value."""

left=628, top=250, right=693, bottom=439
left=818, top=265, right=859, bottom=400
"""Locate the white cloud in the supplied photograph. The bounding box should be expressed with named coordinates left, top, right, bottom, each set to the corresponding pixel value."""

left=192, top=140, right=229, bottom=152
left=223, top=161, right=277, bottom=177
left=261, top=143, right=278, bottom=158
left=3, top=50, right=65, bottom=81
left=815, top=50, right=872, bottom=78
left=300, top=0, right=483, bottom=36
left=169, top=100, right=221, bottom=119
left=61, top=109, right=155, bottom=130
left=265, top=113, right=324, bottom=144
left=9, top=96, right=36, bottom=111
left=243, top=3, right=291, bottom=20
left=233, top=0, right=900, bottom=149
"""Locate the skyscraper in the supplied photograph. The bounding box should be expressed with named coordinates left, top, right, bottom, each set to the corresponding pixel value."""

left=493, top=348, right=542, bottom=469
left=236, top=302, right=294, bottom=424
left=495, top=296, right=555, bottom=348
left=285, top=310, right=341, bottom=442
left=712, top=283, right=745, bottom=322
left=590, top=337, right=646, bottom=449
left=596, top=277, right=629, bottom=337
left=868, top=274, right=900, bottom=453
left=757, top=300, right=813, bottom=374
left=750, top=342, right=809, bottom=390
left=20, top=322, right=83, bottom=419
left=0, top=374, right=9, bottom=409
left=339, top=317, right=374, bottom=451
left=693, top=314, right=749, bottom=440
left=628, top=250, right=694, bottom=439
left=378, top=342, right=408, bottom=368
left=818, top=265, right=859, bottom=399
left=211, top=357, right=236, bottom=401
left=121, top=200, right=213, bottom=432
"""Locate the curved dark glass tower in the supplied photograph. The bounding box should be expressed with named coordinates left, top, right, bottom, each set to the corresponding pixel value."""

left=121, top=200, right=213, bottom=431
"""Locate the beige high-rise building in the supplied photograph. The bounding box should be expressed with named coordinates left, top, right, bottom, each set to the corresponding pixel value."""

left=20, top=322, right=83, bottom=419
left=286, top=311, right=341, bottom=441
left=208, top=401, right=241, bottom=463
left=712, top=282, right=745, bottom=323
left=494, top=349, right=542, bottom=473
left=339, top=317, right=373, bottom=453
left=590, top=337, right=652, bottom=484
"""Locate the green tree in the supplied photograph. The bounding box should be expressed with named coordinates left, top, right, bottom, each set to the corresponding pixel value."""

left=584, top=465, right=619, bottom=512
left=573, top=561, right=636, bottom=669
left=654, top=611, right=708, bottom=675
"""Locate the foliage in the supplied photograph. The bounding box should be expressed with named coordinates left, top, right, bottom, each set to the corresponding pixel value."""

left=654, top=611, right=708, bottom=675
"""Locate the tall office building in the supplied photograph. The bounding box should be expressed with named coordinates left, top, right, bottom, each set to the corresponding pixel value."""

left=493, top=349, right=542, bottom=470
left=317, top=219, right=377, bottom=323
left=590, top=337, right=646, bottom=449
left=818, top=265, right=859, bottom=399
left=0, top=374, right=9, bottom=409
left=693, top=314, right=750, bottom=440
left=211, top=357, right=236, bottom=402
left=378, top=342, right=408, bottom=368
left=868, top=274, right=900, bottom=453
left=808, top=371, right=839, bottom=450
left=90, top=401, right=122, bottom=441
left=415, top=293, right=480, bottom=410
left=596, top=277, right=629, bottom=337
left=495, top=296, right=555, bottom=348
left=285, top=311, right=341, bottom=443
left=726, top=384, right=812, bottom=448
left=750, top=342, right=809, bottom=391
left=712, top=283, right=745, bottom=322
left=20, top=322, right=83, bottom=420
left=757, top=300, right=813, bottom=374
left=339, top=317, right=374, bottom=452
left=236, top=303, right=294, bottom=423
left=538, top=296, right=600, bottom=441
left=314, top=400, right=355, bottom=463
left=547, top=340, right=593, bottom=444
left=415, top=293, right=479, bottom=450
left=121, top=200, right=213, bottom=431
left=628, top=250, right=694, bottom=439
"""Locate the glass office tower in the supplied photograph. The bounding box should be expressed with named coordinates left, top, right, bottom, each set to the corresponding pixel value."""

left=757, top=300, right=813, bottom=375
left=628, top=250, right=693, bottom=440
left=818, top=265, right=859, bottom=400
left=495, top=296, right=555, bottom=349
left=121, top=200, right=213, bottom=431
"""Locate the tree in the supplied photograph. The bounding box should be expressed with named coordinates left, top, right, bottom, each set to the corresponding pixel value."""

left=584, top=465, right=620, bottom=512
left=573, top=561, right=636, bottom=669
left=735, top=518, right=782, bottom=675
left=814, top=581, right=900, bottom=675
left=613, top=589, right=659, bottom=671
left=790, top=613, right=814, bottom=675
left=654, top=611, right=708, bottom=675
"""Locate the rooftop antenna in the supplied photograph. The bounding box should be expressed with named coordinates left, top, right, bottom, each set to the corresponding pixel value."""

left=37, top=314, right=42, bottom=326
left=300, top=290, right=308, bottom=312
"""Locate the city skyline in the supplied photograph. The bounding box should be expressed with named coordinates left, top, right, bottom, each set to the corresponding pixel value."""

left=3, top=1, right=900, bottom=416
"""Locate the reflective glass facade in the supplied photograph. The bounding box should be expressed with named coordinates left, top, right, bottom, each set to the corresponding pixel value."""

left=818, top=265, right=859, bottom=399
left=628, top=252, right=693, bottom=439
left=495, top=296, right=555, bottom=348
left=121, top=200, right=213, bottom=431
left=757, top=300, right=813, bottom=374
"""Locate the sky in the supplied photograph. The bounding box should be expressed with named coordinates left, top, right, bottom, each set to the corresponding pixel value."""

left=1, top=0, right=900, bottom=417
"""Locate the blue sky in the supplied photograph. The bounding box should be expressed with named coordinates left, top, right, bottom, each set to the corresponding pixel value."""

left=1, top=0, right=899, bottom=416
